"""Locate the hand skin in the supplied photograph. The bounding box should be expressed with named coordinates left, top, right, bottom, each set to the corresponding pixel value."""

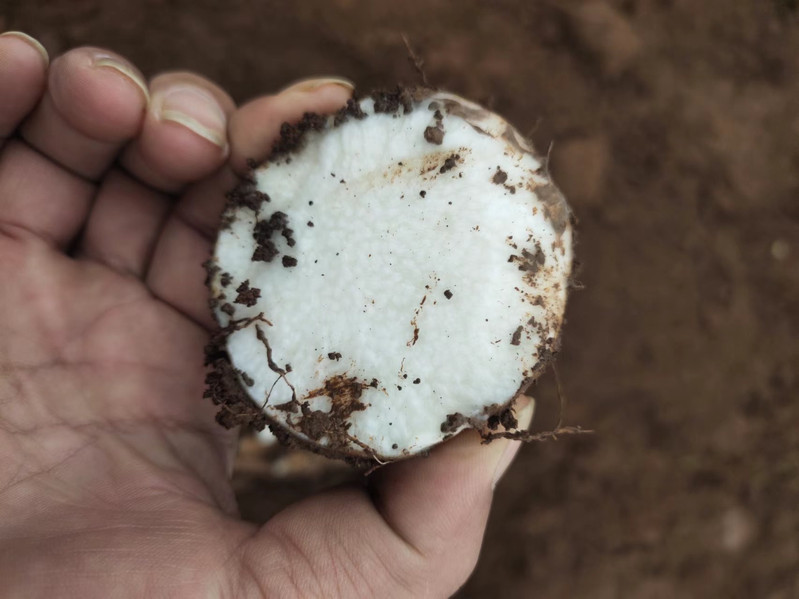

left=0, top=32, right=534, bottom=598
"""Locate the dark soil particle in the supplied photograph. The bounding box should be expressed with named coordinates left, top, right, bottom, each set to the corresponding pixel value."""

left=333, top=98, right=367, bottom=126
left=292, top=374, right=373, bottom=450
left=273, top=400, right=299, bottom=413
left=225, top=185, right=270, bottom=212
left=252, top=241, right=279, bottom=263
left=440, top=412, right=474, bottom=434
left=413, top=378, right=421, bottom=384
left=419, top=190, right=427, bottom=197
left=307, top=221, right=314, bottom=227
left=371, top=86, right=415, bottom=114
left=328, top=352, right=342, bottom=361
left=486, top=413, right=501, bottom=430
left=203, top=260, right=220, bottom=286
left=294, top=405, right=333, bottom=441
left=268, top=211, right=289, bottom=230
left=499, top=407, right=518, bottom=430
left=510, top=325, right=524, bottom=346
left=234, top=280, right=261, bottom=307
left=270, top=112, right=327, bottom=160
left=508, top=244, right=546, bottom=276
left=424, top=125, right=444, bottom=145
left=281, top=228, right=295, bottom=247
left=492, top=168, right=508, bottom=185
left=440, top=153, right=460, bottom=173
left=252, top=211, right=294, bottom=263
left=239, top=370, right=255, bottom=387
left=221, top=303, right=235, bottom=316
left=282, top=255, right=298, bottom=267
left=444, top=289, right=453, bottom=299
left=220, top=272, right=232, bottom=287
left=484, top=406, right=519, bottom=432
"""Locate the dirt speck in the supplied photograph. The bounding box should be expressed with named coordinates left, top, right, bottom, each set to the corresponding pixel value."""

left=440, top=153, right=461, bottom=173
left=234, top=280, right=261, bottom=307
left=424, top=125, right=444, bottom=145
left=493, top=168, right=508, bottom=185
left=292, top=375, right=373, bottom=449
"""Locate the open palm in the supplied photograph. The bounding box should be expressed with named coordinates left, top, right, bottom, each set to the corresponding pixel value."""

left=0, top=33, right=532, bottom=598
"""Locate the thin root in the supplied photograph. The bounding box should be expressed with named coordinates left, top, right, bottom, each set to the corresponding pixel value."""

left=347, top=434, right=388, bottom=475
left=481, top=425, right=591, bottom=443
left=401, top=33, right=430, bottom=87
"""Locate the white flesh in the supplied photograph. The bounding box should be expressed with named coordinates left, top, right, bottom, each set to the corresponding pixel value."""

left=211, top=91, right=572, bottom=460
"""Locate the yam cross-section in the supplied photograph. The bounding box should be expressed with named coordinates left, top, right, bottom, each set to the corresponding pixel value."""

left=204, top=87, right=574, bottom=464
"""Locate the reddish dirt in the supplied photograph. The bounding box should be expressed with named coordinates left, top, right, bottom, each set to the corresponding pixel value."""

left=6, top=0, right=799, bottom=596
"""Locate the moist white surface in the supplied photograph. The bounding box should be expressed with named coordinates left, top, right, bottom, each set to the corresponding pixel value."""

left=212, top=92, right=572, bottom=459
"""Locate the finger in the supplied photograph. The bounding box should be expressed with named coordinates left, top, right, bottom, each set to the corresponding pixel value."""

left=77, top=169, right=171, bottom=276
left=229, top=77, right=354, bottom=174
left=120, top=72, right=234, bottom=193
left=177, top=77, right=354, bottom=235
left=0, top=141, right=94, bottom=246
left=369, top=399, right=536, bottom=572
left=145, top=79, right=353, bottom=328
left=0, top=47, right=149, bottom=246
left=76, top=74, right=232, bottom=276
left=0, top=32, right=49, bottom=149
left=238, top=399, right=535, bottom=598
left=19, top=46, right=149, bottom=180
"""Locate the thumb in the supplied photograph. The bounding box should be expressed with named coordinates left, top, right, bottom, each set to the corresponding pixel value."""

left=238, top=397, right=535, bottom=598
left=368, top=396, right=536, bottom=592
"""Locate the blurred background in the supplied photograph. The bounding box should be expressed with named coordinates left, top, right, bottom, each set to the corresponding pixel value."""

left=4, top=0, right=798, bottom=596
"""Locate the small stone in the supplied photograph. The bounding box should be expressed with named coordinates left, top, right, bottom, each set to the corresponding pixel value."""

left=771, top=239, right=790, bottom=261
left=570, top=2, right=642, bottom=77
left=720, top=507, right=756, bottom=553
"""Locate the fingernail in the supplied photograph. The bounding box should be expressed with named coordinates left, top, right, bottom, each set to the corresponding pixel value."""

left=155, top=85, right=228, bottom=150
left=491, top=396, right=536, bottom=489
left=1, top=31, right=49, bottom=67
left=92, top=53, right=150, bottom=103
left=279, top=77, right=355, bottom=95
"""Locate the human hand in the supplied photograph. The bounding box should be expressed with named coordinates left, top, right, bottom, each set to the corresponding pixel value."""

left=0, top=32, right=534, bottom=598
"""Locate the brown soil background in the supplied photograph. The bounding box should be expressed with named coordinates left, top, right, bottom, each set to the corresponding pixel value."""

left=5, top=0, right=799, bottom=596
